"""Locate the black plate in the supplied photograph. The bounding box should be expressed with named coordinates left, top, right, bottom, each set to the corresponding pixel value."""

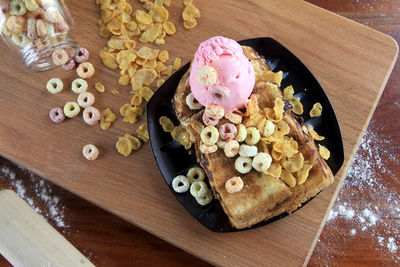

left=147, top=37, right=344, bottom=232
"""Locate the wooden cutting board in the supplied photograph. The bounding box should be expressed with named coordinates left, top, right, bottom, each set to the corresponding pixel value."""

left=0, top=0, right=397, bottom=266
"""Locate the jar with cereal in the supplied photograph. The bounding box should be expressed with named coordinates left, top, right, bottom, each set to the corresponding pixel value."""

left=0, top=0, right=79, bottom=72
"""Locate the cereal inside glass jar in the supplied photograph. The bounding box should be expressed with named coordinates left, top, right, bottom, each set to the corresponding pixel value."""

left=0, top=0, right=79, bottom=72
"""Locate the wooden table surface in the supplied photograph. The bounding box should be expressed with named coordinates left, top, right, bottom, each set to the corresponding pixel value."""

left=0, top=0, right=399, bottom=266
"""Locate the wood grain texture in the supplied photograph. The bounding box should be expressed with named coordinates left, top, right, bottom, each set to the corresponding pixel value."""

left=0, top=0, right=397, bottom=266
left=0, top=190, right=93, bottom=267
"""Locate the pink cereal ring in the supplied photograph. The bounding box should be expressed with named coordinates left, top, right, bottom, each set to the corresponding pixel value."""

left=202, top=112, right=219, bottom=126
left=0, top=1, right=9, bottom=14
left=205, top=104, right=224, bottom=120
left=74, top=47, right=89, bottom=63
left=62, top=59, right=75, bottom=70
left=219, top=123, right=238, bottom=141
left=210, top=85, right=230, bottom=102
left=54, top=21, right=69, bottom=34
left=49, top=107, right=65, bottom=123
left=82, top=106, right=100, bottom=125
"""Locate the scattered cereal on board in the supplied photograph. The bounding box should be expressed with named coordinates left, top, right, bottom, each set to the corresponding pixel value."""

left=49, top=107, right=65, bottom=123
left=82, top=144, right=99, bottom=160
left=100, top=108, right=116, bottom=130
left=95, top=82, right=105, bottom=93
left=63, top=101, right=80, bottom=118
left=46, top=78, right=63, bottom=94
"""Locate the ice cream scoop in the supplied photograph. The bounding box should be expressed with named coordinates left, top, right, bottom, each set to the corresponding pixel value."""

left=189, top=36, right=255, bottom=113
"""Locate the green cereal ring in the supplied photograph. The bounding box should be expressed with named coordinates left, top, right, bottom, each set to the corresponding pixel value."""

left=186, top=167, right=205, bottom=184
left=63, top=101, right=80, bottom=118
left=71, top=78, right=88, bottom=94
left=24, top=0, right=39, bottom=11
left=9, top=0, right=26, bottom=15
left=46, top=78, right=63, bottom=94
left=190, top=181, right=208, bottom=199
left=196, top=189, right=213, bottom=206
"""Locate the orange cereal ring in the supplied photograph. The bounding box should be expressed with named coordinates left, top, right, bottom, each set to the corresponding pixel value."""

left=52, top=48, right=69, bottom=66
left=205, top=104, right=224, bottom=120
left=225, top=176, right=244, bottom=194
left=77, top=62, right=95, bottom=79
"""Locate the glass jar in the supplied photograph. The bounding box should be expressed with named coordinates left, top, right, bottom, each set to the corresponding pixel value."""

left=0, top=0, right=79, bottom=72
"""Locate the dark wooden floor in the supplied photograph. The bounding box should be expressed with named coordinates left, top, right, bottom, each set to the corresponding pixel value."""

left=1, top=0, right=399, bottom=266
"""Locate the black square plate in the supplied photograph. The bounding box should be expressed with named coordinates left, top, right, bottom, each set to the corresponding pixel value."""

left=147, top=37, right=344, bottom=232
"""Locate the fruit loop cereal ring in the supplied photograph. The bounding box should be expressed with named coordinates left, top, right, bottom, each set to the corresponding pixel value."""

left=71, top=78, right=88, bottom=93
left=205, top=104, right=224, bottom=120
left=62, top=59, right=75, bottom=70
left=0, top=1, right=9, bottom=14
left=263, top=120, right=275, bottom=137
left=196, top=190, right=213, bottom=206
left=224, top=140, right=239, bottom=157
left=190, top=181, right=208, bottom=199
left=172, top=175, right=190, bottom=193
left=185, top=93, right=202, bottom=110
left=202, top=112, right=219, bottom=126
left=200, top=125, right=219, bottom=145
left=52, top=48, right=69, bottom=66
left=245, top=127, right=261, bottom=145
left=77, top=92, right=95, bottom=108
left=239, top=144, right=258, bottom=157
left=53, top=21, right=69, bottom=34
left=9, top=0, right=26, bottom=16
left=219, top=123, right=237, bottom=141
left=82, top=106, right=100, bottom=126
left=49, top=107, right=65, bottom=123
left=210, top=85, right=230, bottom=102
left=196, top=65, right=217, bottom=86
left=216, top=139, right=226, bottom=149
left=225, top=176, right=244, bottom=194
left=199, top=143, right=217, bottom=154
left=63, top=101, right=80, bottom=118
left=46, top=78, right=63, bottom=94
left=252, top=152, right=272, bottom=172
left=235, top=124, right=247, bottom=142
left=187, top=167, right=205, bottom=184
left=36, top=19, right=47, bottom=37
left=224, top=111, right=242, bottom=124
left=44, top=6, right=64, bottom=23
left=6, top=16, right=26, bottom=33
left=74, top=47, right=89, bottom=63
left=77, top=62, right=95, bottom=79
left=82, top=144, right=99, bottom=161
left=235, top=156, right=252, bottom=174
left=26, top=8, right=45, bottom=20
left=24, top=0, right=38, bottom=11
left=26, top=18, right=38, bottom=40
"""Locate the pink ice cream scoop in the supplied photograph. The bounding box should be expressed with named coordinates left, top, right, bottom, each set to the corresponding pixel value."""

left=189, top=36, right=255, bottom=113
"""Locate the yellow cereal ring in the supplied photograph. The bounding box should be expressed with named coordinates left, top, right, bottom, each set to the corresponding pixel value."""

left=235, top=124, right=247, bottom=142
left=63, top=101, right=80, bottom=118
left=200, top=125, right=219, bottom=145
left=46, top=78, right=63, bottom=94
left=172, top=175, right=190, bottom=193
left=71, top=78, right=88, bottom=93
left=196, top=190, right=213, bottom=206
left=10, top=0, right=26, bottom=15
left=190, top=181, right=207, bottom=199
left=225, top=176, right=244, bottom=194
left=186, top=167, right=205, bottom=184
left=24, top=0, right=38, bottom=11
left=245, top=127, right=260, bottom=145
left=185, top=93, right=202, bottom=110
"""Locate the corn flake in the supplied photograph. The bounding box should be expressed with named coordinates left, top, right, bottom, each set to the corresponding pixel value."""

left=124, top=134, right=141, bottom=150
left=171, top=125, right=191, bottom=149
left=183, top=18, right=197, bottom=29
left=111, top=89, right=120, bottom=94
left=136, top=123, right=149, bottom=142
left=158, top=50, right=169, bottom=63
left=116, top=136, right=133, bottom=157
left=130, top=94, right=143, bottom=106
left=306, top=124, right=325, bottom=141
left=173, top=57, right=181, bottom=70
left=296, top=161, right=313, bottom=185
left=318, top=144, right=330, bottom=160
left=162, top=21, right=176, bottom=35
left=283, top=85, right=294, bottom=100
left=135, top=10, right=153, bottom=25
left=264, top=162, right=282, bottom=178
left=310, top=102, right=322, bottom=117
left=280, top=169, right=296, bottom=188
left=288, top=97, right=303, bottom=115
left=282, top=152, right=304, bottom=173
left=156, top=79, right=165, bottom=87
left=159, top=116, right=174, bottom=133
left=137, top=46, right=159, bottom=60
left=119, top=74, right=131, bottom=85
left=120, top=103, right=131, bottom=116
left=139, top=24, right=162, bottom=43
left=140, top=86, right=154, bottom=101
left=182, top=3, right=200, bottom=20
left=95, top=82, right=105, bottom=93
left=100, top=108, right=116, bottom=130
